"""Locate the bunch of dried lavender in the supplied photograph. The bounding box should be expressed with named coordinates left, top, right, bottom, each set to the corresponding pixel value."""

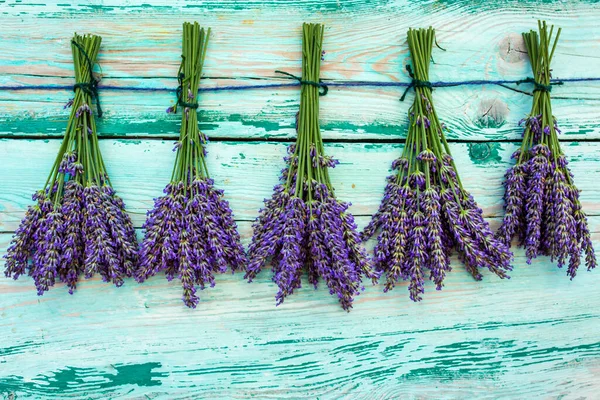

left=136, top=22, right=245, bottom=308
left=362, top=27, right=513, bottom=301
left=4, top=34, right=138, bottom=294
left=496, top=21, right=596, bottom=277
left=245, top=23, right=378, bottom=311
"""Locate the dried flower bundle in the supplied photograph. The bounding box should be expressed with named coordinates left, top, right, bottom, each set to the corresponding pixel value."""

left=362, top=27, right=513, bottom=301
left=245, top=23, right=378, bottom=311
left=496, top=21, right=596, bottom=277
left=136, top=22, right=245, bottom=308
left=4, top=34, right=138, bottom=294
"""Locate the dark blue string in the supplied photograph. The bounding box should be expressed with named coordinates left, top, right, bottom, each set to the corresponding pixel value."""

left=1, top=77, right=599, bottom=93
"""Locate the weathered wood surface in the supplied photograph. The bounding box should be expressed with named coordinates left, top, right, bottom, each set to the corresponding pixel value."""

left=1, top=139, right=600, bottom=231
left=2, top=3, right=600, bottom=141
left=1, top=0, right=600, bottom=399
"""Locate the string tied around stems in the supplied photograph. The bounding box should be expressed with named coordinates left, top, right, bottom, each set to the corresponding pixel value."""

left=400, top=65, right=432, bottom=101
left=515, top=76, right=563, bottom=93
left=274, top=70, right=328, bottom=96
left=173, top=72, right=199, bottom=111
left=71, top=40, right=103, bottom=117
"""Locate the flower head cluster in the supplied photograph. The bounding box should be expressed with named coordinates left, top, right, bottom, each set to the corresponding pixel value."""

left=246, top=156, right=378, bottom=311
left=137, top=22, right=245, bottom=308
left=4, top=33, right=137, bottom=294
left=362, top=27, right=512, bottom=301
left=137, top=179, right=245, bottom=308
left=245, top=23, right=377, bottom=311
left=496, top=22, right=596, bottom=278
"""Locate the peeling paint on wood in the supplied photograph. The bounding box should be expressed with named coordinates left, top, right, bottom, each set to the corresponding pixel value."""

left=1, top=0, right=600, bottom=398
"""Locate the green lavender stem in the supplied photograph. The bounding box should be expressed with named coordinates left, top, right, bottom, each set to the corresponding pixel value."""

left=45, top=33, right=104, bottom=208
left=517, top=21, right=562, bottom=167
left=286, top=23, right=329, bottom=204
left=171, top=22, right=210, bottom=186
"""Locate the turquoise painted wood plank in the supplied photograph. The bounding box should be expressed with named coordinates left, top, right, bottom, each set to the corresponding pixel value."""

left=0, top=0, right=389, bottom=15
left=2, top=83, right=600, bottom=141
left=1, top=139, right=599, bottom=232
left=1, top=2, right=600, bottom=141
left=1, top=221, right=599, bottom=398
left=2, top=4, right=600, bottom=81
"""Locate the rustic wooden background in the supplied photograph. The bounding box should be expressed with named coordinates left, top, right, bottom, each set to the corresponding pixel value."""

left=1, top=0, right=600, bottom=398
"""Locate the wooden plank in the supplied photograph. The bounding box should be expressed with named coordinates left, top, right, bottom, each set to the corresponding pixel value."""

left=2, top=6, right=600, bottom=81
left=2, top=83, right=599, bottom=141
left=0, top=0, right=389, bottom=16
left=1, top=4, right=600, bottom=141
left=1, top=217, right=599, bottom=399
left=1, top=139, right=600, bottom=232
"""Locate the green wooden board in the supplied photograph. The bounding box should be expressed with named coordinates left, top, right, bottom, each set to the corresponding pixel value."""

left=1, top=1, right=599, bottom=398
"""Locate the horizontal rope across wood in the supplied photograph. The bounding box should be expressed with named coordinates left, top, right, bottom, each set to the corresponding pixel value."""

left=1, top=76, right=599, bottom=94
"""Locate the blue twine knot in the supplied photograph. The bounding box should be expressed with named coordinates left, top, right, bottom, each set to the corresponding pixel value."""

left=275, top=70, right=328, bottom=96
left=515, top=77, right=563, bottom=93
left=71, top=40, right=103, bottom=117
left=400, top=65, right=432, bottom=102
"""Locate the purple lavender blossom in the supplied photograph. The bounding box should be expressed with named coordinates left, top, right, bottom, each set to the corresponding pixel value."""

left=83, top=185, right=125, bottom=286
left=313, top=183, right=371, bottom=311
left=523, top=149, right=550, bottom=262
left=498, top=115, right=596, bottom=275
left=496, top=164, right=527, bottom=246
left=360, top=176, right=399, bottom=243
left=138, top=179, right=246, bottom=308
left=5, top=180, right=135, bottom=295
left=30, top=209, right=64, bottom=295
left=59, top=181, right=84, bottom=293
left=406, top=210, right=427, bottom=301
left=247, top=171, right=374, bottom=311
left=4, top=192, right=48, bottom=281
left=75, top=103, right=92, bottom=118
left=364, top=164, right=510, bottom=301
left=422, top=187, right=450, bottom=289
left=273, top=197, right=308, bottom=305
left=245, top=185, right=289, bottom=282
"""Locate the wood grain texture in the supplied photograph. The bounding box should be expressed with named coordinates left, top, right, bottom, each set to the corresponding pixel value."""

left=1, top=139, right=599, bottom=232
left=1, top=222, right=600, bottom=399
left=1, top=2, right=600, bottom=141
left=1, top=0, right=600, bottom=399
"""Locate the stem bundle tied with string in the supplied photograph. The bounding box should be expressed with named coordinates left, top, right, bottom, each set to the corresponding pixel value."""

left=245, top=23, right=378, bottom=311
left=4, top=33, right=138, bottom=294
left=362, top=27, right=513, bottom=301
left=496, top=21, right=596, bottom=277
left=137, top=22, right=245, bottom=308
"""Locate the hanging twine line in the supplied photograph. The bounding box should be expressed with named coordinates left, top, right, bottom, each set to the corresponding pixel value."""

left=168, top=55, right=200, bottom=113
left=2, top=74, right=594, bottom=98
left=398, top=65, right=565, bottom=101
left=70, top=40, right=103, bottom=118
